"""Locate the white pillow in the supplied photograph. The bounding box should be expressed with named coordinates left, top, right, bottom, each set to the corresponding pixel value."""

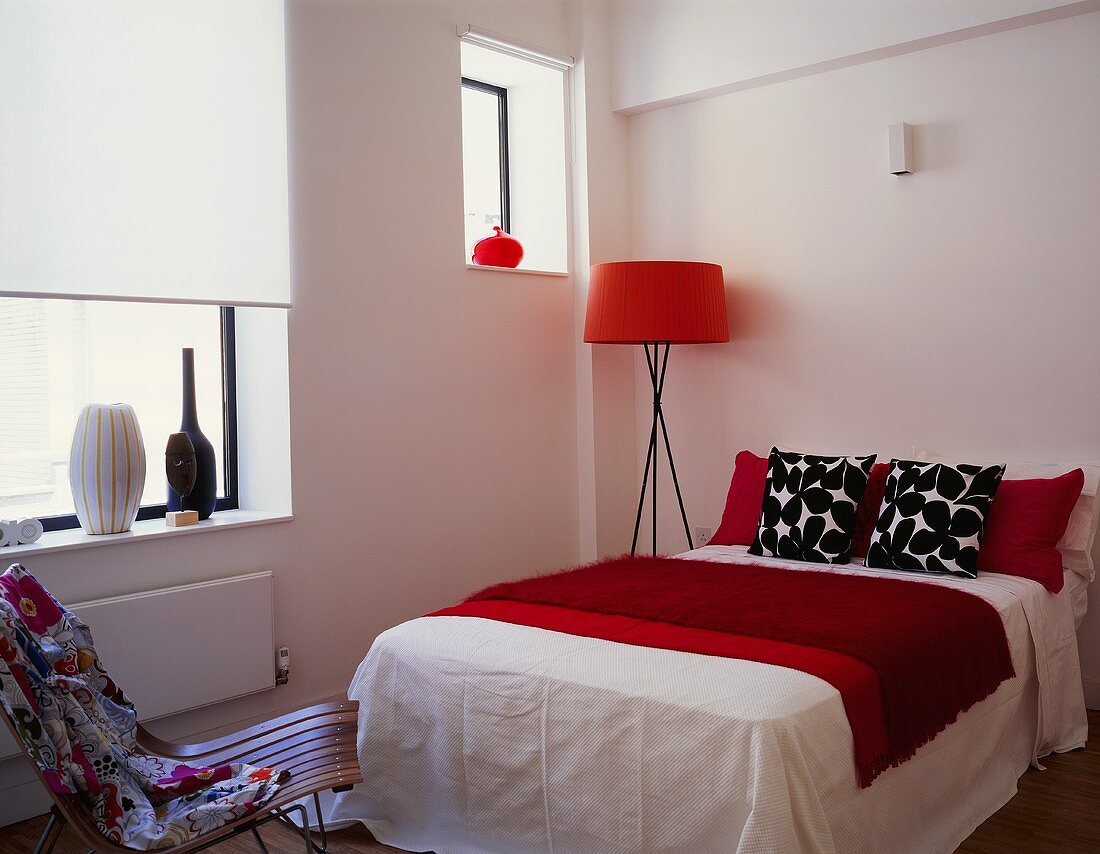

left=921, top=453, right=1100, bottom=581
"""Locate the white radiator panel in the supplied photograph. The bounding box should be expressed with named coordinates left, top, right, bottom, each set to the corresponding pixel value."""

left=1, top=571, right=274, bottom=760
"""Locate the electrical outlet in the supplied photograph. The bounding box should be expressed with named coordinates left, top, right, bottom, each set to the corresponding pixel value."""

left=275, top=646, right=290, bottom=686
left=693, top=526, right=713, bottom=548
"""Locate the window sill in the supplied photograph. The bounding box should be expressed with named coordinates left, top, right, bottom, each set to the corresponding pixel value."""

left=1, top=510, right=293, bottom=559
left=465, top=263, right=569, bottom=277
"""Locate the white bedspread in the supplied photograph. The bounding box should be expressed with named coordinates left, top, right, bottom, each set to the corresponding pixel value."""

left=330, top=547, right=1089, bottom=853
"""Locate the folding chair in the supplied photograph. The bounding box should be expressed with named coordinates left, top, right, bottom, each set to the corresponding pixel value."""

left=3, top=700, right=361, bottom=854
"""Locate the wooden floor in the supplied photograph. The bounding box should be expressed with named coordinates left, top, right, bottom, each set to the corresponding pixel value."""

left=3, top=710, right=1097, bottom=853
left=955, top=708, right=1100, bottom=853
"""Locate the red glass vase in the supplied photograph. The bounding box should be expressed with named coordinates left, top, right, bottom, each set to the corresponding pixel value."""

left=471, top=227, right=523, bottom=268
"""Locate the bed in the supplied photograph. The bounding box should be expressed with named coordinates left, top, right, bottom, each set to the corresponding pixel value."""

left=329, top=543, right=1090, bottom=853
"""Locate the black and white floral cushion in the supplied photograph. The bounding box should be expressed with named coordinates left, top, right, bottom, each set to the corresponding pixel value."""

left=749, top=448, right=877, bottom=564
left=865, top=460, right=1005, bottom=578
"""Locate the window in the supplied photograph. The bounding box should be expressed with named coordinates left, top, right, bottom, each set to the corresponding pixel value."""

left=461, top=77, right=510, bottom=253
left=0, top=4, right=290, bottom=538
left=460, top=40, right=570, bottom=273
left=0, top=299, right=238, bottom=531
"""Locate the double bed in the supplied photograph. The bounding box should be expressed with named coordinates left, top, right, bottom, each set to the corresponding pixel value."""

left=329, top=544, right=1090, bottom=853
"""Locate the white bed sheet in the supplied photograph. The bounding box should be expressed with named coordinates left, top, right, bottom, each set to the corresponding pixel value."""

left=330, top=547, right=1089, bottom=853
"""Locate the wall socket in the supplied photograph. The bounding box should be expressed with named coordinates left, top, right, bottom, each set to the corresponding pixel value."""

left=275, top=646, right=290, bottom=685
left=693, top=526, right=712, bottom=548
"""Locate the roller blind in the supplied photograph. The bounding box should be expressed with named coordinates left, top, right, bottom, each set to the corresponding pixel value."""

left=0, top=0, right=291, bottom=307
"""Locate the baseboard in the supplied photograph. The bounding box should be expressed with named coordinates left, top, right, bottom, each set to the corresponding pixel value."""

left=1085, top=678, right=1100, bottom=711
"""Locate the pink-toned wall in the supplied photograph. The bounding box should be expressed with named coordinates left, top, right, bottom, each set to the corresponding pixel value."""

left=572, top=0, right=641, bottom=562
left=620, top=11, right=1100, bottom=703
left=610, top=0, right=1096, bottom=112
left=0, top=0, right=586, bottom=823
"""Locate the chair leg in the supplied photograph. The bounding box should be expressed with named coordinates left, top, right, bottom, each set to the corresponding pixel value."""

left=33, top=808, right=65, bottom=854
left=272, top=802, right=330, bottom=854
left=270, top=804, right=313, bottom=854
left=312, top=792, right=329, bottom=854
left=251, top=827, right=270, bottom=854
left=31, top=815, right=55, bottom=854
left=290, top=804, right=313, bottom=854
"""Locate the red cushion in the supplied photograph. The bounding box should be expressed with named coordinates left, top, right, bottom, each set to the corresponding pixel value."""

left=711, top=451, right=769, bottom=546
left=851, top=463, right=890, bottom=558
left=976, top=469, right=1084, bottom=593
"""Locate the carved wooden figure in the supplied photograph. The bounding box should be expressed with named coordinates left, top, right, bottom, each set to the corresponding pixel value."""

left=165, top=432, right=197, bottom=498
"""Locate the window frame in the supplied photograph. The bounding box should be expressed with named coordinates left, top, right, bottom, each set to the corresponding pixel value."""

left=39, top=305, right=240, bottom=532
left=461, top=76, right=511, bottom=234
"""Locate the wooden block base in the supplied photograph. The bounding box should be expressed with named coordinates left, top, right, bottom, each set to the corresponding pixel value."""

left=166, top=510, right=200, bottom=527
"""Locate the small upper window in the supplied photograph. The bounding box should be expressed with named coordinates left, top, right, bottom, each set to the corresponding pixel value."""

left=461, top=78, right=510, bottom=251
left=460, top=39, right=569, bottom=273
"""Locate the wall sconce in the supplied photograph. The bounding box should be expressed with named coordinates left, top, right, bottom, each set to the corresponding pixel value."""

left=889, top=122, right=913, bottom=174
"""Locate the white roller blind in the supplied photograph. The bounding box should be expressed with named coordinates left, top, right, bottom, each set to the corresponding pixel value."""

left=0, top=0, right=291, bottom=307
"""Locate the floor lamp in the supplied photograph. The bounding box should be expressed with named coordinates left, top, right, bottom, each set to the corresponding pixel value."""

left=583, top=261, right=729, bottom=555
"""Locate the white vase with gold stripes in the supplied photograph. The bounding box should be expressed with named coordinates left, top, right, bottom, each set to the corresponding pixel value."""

left=68, top=403, right=146, bottom=535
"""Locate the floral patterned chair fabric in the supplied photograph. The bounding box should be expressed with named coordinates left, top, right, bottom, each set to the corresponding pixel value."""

left=0, top=564, right=286, bottom=850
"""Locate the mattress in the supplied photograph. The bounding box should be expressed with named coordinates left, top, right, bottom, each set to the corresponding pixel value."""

left=330, top=546, right=1089, bottom=853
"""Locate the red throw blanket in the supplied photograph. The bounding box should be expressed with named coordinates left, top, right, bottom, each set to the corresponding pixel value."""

left=430, top=555, right=1015, bottom=787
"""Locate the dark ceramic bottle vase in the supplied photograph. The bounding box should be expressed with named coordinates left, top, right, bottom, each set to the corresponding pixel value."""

left=167, top=348, right=218, bottom=519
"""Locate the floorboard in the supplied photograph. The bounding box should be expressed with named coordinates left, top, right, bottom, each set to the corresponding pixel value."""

left=3, top=710, right=1096, bottom=853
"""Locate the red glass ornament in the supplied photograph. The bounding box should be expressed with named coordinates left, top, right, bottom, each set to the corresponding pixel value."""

left=471, top=226, right=524, bottom=268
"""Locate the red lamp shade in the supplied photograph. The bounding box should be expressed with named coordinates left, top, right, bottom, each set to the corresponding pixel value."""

left=583, top=260, right=729, bottom=344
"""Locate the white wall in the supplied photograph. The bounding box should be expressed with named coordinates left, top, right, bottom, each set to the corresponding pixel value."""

left=610, top=0, right=1097, bottom=111
left=571, top=0, right=641, bottom=561
left=622, top=11, right=1100, bottom=701
left=0, top=0, right=584, bottom=823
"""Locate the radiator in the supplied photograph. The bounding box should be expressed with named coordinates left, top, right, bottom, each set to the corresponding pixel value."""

left=0, top=571, right=275, bottom=760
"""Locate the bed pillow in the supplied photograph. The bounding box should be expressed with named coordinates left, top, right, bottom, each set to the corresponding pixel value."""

left=866, top=460, right=1005, bottom=578
left=851, top=462, right=890, bottom=559
left=749, top=448, right=876, bottom=564
left=921, top=453, right=1100, bottom=582
left=711, top=450, right=769, bottom=546
left=976, top=469, right=1084, bottom=592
